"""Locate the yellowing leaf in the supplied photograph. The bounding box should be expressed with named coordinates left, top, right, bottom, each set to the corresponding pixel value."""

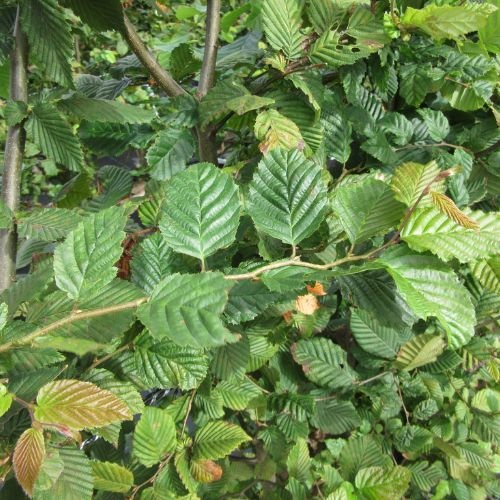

left=34, top=380, right=132, bottom=431
left=295, top=294, right=320, bottom=315
left=430, top=191, right=479, bottom=230
left=190, top=459, right=223, bottom=483
left=13, top=428, right=45, bottom=496
left=254, top=109, right=304, bottom=154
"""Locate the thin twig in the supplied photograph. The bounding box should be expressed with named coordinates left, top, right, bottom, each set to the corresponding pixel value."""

left=394, top=142, right=473, bottom=154
left=181, top=390, right=197, bottom=437
left=89, top=343, right=132, bottom=370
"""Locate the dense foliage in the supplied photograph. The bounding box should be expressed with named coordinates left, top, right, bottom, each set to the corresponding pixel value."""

left=0, top=0, right=499, bottom=498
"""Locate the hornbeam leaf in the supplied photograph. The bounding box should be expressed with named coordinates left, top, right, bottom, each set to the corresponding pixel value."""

left=378, top=246, right=476, bottom=348
left=159, top=163, right=240, bottom=261
left=134, top=333, right=208, bottom=390
left=13, top=428, right=45, bottom=497
left=20, top=0, right=73, bottom=86
left=34, top=379, right=132, bottom=430
left=430, top=192, right=480, bottom=230
left=401, top=208, right=499, bottom=262
left=27, top=102, right=84, bottom=172
left=18, top=208, right=83, bottom=241
left=247, top=148, right=327, bottom=246
left=254, top=109, right=304, bottom=154
left=53, top=206, right=127, bottom=300
left=137, top=272, right=235, bottom=348
left=60, top=0, right=124, bottom=32
left=391, top=161, right=444, bottom=207
left=355, top=466, right=411, bottom=499
left=395, top=334, right=446, bottom=370
left=133, top=407, right=176, bottom=467
left=91, top=461, right=133, bottom=493
left=292, top=338, right=356, bottom=389
left=226, top=95, right=275, bottom=115
left=59, top=94, right=154, bottom=124
left=193, top=421, right=250, bottom=460
left=262, top=0, right=303, bottom=60
left=350, top=308, right=402, bottom=359
left=332, top=177, right=405, bottom=244
left=471, top=257, right=500, bottom=293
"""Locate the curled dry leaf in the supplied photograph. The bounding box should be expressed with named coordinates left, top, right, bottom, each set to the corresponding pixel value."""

left=306, top=281, right=327, bottom=296
left=295, top=293, right=320, bottom=315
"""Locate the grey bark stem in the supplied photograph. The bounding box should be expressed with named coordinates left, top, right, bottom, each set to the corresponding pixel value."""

left=122, top=15, right=187, bottom=98
left=196, top=0, right=221, bottom=163
left=0, top=8, right=28, bottom=293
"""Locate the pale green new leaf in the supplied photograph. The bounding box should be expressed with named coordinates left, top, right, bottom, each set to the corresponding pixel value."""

left=134, top=334, right=208, bottom=390
left=35, top=379, right=132, bottom=430
left=247, top=148, right=327, bottom=245
left=193, top=421, right=250, bottom=460
left=391, top=161, right=444, bottom=207
left=401, top=208, right=500, bottom=263
left=262, top=0, right=303, bottom=60
left=147, top=129, right=195, bottom=180
left=292, top=338, right=356, bottom=389
left=159, top=163, right=240, bottom=261
left=54, top=206, right=127, bottom=300
left=133, top=407, right=176, bottom=467
left=471, top=257, right=500, bottom=293
left=350, top=308, right=402, bottom=359
left=20, top=0, right=73, bottom=86
left=18, top=208, right=83, bottom=241
left=332, top=177, right=405, bottom=244
left=91, top=461, right=133, bottom=493
left=401, top=3, right=497, bottom=41
left=59, top=95, right=154, bottom=123
left=355, top=466, right=411, bottom=500
left=378, top=246, right=476, bottom=348
left=137, top=272, right=235, bottom=348
left=395, top=334, right=446, bottom=370
left=27, top=102, right=84, bottom=171
left=61, top=0, right=124, bottom=32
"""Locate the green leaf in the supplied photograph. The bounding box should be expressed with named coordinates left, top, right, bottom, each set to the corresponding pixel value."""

left=391, top=161, right=444, bottom=208
left=355, top=466, right=411, bottom=499
left=137, top=272, right=235, bottom=348
left=34, top=379, right=132, bottom=430
left=211, top=337, right=250, bottom=380
left=401, top=3, right=497, bottom=41
left=91, top=461, right=133, bottom=493
left=13, top=428, right=45, bottom=497
left=27, top=102, right=84, bottom=171
left=308, top=0, right=338, bottom=33
left=18, top=208, right=83, bottom=241
left=84, top=165, right=132, bottom=212
left=254, top=109, right=304, bottom=154
left=199, top=80, right=248, bottom=127
left=134, top=334, right=208, bottom=390
left=193, top=421, right=250, bottom=460
left=226, top=94, right=275, bottom=115
left=0, top=199, right=13, bottom=230
left=479, top=0, right=500, bottom=52
left=292, top=338, right=356, bottom=389
left=262, top=0, right=303, bottom=60
left=5, top=100, right=28, bottom=126
left=401, top=209, right=500, bottom=263
left=146, top=129, right=195, bottom=181
left=133, top=407, right=176, bottom=467
left=339, top=435, right=385, bottom=481
left=20, top=0, right=73, bottom=86
left=321, top=109, right=352, bottom=164
left=159, top=163, right=240, bottom=261
left=313, top=399, right=361, bottom=435
left=59, top=94, right=154, bottom=123
left=417, top=109, right=450, bottom=142
left=471, top=257, right=500, bottom=293
left=61, top=0, right=124, bottom=32
left=395, top=334, right=446, bottom=371
left=399, top=64, right=434, bottom=107
left=247, top=148, right=328, bottom=246
left=350, top=308, right=402, bottom=359
left=441, top=79, right=493, bottom=111
left=310, top=31, right=371, bottom=67
left=287, top=438, right=311, bottom=482
left=53, top=206, right=127, bottom=300
left=0, top=304, right=7, bottom=332
left=378, top=246, right=476, bottom=348
left=332, top=177, right=405, bottom=244
left=34, top=447, right=93, bottom=500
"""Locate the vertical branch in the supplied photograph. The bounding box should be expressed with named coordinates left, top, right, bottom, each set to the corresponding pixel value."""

left=196, top=0, right=221, bottom=164
left=0, top=8, right=28, bottom=293
left=197, top=0, right=221, bottom=99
